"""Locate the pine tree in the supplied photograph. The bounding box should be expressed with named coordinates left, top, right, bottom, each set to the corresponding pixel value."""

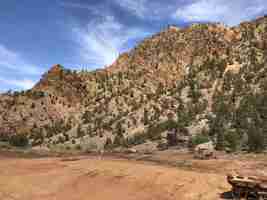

left=77, top=124, right=85, bottom=138
left=216, top=129, right=225, bottom=151
left=247, top=123, right=265, bottom=152
left=116, top=121, right=124, bottom=137
left=144, top=108, right=149, bottom=126
left=104, top=137, right=113, bottom=150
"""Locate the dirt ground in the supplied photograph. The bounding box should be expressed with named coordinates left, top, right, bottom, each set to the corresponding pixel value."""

left=1, top=150, right=267, bottom=200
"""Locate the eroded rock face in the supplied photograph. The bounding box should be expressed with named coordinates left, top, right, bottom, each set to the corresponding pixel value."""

left=0, top=16, right=267, bottom=150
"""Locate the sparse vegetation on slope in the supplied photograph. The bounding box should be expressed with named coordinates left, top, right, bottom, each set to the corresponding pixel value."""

left=0, top=16, right=267, bottom=152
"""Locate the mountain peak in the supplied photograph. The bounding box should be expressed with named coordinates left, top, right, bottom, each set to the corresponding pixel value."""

left=166, top=25, right=180, bottom=32
left=48, top=64, right=64, bottom=73
left=33, top=64, right=65, bottom=91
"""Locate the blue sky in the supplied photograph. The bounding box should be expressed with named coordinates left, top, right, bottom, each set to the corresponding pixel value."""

left=0, top=0, right=266, bottom=92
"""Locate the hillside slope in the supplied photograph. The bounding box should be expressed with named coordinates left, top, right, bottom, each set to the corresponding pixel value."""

left=0, top=16, right=267, bottom=152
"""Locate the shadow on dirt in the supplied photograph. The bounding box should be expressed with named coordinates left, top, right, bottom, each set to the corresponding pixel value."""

left=220, top=191, right=233, bottom=199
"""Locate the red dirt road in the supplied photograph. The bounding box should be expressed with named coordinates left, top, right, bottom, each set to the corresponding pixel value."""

left=0, top=154, right=230, bottom=200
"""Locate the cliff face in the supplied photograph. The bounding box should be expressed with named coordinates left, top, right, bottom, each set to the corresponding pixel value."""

left=0, top=16, right=267, bottom=151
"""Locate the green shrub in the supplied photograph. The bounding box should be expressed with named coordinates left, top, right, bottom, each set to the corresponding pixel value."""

left=0, top=133, right=9, bottom=142
left=75, top=144, right=82, bottom=150
left=113, top=134, right=128, bottom=148
left=147, top=120, right=177, bottom=140
left=9, top=134, right=29, bottom=147
left=65, top=146, right=71, bottom=150
left=143, top=108, right=149, bottom=125
left=224, top=130, right=241, bottom=152
left=247, top=126, right=265, bottom=153
left=190, top=134, right=210, bottom=147
left=58, top=136, right=65, bottom=144
left=127, top=132, right=147, bottom=146
left=104, top=137, right=113, bottom=150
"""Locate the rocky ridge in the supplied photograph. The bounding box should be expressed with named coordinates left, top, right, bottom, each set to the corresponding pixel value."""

left=0, top=16, right=267, bottom=152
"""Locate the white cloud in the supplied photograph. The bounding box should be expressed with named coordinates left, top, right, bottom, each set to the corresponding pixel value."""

left=73, top=16, right=150, bottom=68
left=59, top=2, right=93, bottom=10
left=0, top=45, right=42, bottom=75
left=113, top=0, right=171, bottom=20
left=59, top=1, right=102, bottom=16
left=0, top=77, right=35, bottom=90
left=114, top=0, right=148, bottom=18
left=173, top=0, right=267, bottom=26
left=0, top=44, right=41, bottom=91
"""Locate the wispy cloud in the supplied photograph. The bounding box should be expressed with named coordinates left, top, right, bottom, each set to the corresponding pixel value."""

left=58, top=1, right=102, bottom=16
left=0, top=77, right=35, bottom=90
left=113, top=0, right=173, bottom=20
left=0, top=44, right=41, bottom=91
left=59, top=1, right=94, bottom=10
left=173, top=0, right=267, bottom=26
left=72, top=15, right=150, bottom=68
left=114, top=0, right=148, bottom=18
left=0, top=45, right=42, bottom=75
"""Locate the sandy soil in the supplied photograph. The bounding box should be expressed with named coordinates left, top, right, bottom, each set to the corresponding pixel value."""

left=2, top=150, right=267, bottom=200
left=0, top=153, right=233, bottom=200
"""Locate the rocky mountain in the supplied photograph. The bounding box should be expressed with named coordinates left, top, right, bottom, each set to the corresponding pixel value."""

left=0, top=16, right=267, bottom=152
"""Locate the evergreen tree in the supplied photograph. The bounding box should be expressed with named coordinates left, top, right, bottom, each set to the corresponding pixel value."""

left=77, top=124, right=85, bottom=138
left=216, top=129, right=225, bottom=151
left=224, top=130, right=241, bottom=152
left=247, top=123, right=265, bottom=152
left=104, top=137, right=113, bottom=150
left=116, top=121, right=123, bottom=137
left=9, top=134, right=29, bottom=147
left=143, top=108, right=149, bottom=126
